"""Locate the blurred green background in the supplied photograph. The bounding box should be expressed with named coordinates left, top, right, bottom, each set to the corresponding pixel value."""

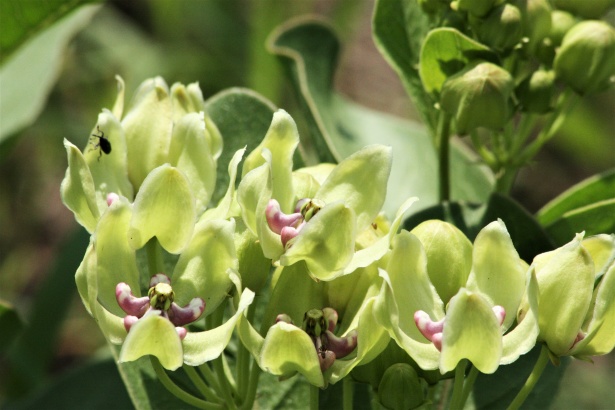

left=0, top=1, right=613, bottom=408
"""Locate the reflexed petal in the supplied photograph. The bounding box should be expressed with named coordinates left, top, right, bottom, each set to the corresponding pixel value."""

left=533, top=234, right=594, bottom=356
left=119, top=310, right=184, bottom=371
left=128, top=164, right=195, bottom=253
left=111, top=75, right=125, bottom=120
left=440, top=289, right=503, bottom=374
left=316, top=145, right=392, bottom=232
left=183, top=285, right=255, bottom=366
left=260, top=321, right=325, bottom=387
left=343, top=197, right=418, bottom=275
left=122, top=77, right=173, bottom=189
left=75, top=241, right=95, bottom=315
left=571, top=262, right=615, bottom=357
left=60, top=139, right=101, bottom=233
left=95, top=197, right=140, bottom=316
left=582, top=234, right=615, bottom=280
left=467, top=220, right=526, bottom=330
left=86, top=110, right=134, bottom=202
left=280, top=202, right=356, bottom=281
left=411, top=220, right=472, bottom=305
left=167, top=112, right=216, bottom=215
left=242, top=109, right=299, bottom=213
left=172, top=218, right=237, bottom=314
left=201, top=148, right=245, bottom=222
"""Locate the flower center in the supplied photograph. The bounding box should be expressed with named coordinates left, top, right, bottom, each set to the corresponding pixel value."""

left=149, top=282, right=175, bottom=311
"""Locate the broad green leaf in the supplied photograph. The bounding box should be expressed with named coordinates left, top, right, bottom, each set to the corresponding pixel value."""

left=0, top=301, right=23, bottom=352
left=268, top=18, right=493, bottom=217
left=537, top=168, right=615, bottom=227
left=128, top=165, right=195, bottom=254
left=404, top=193, right=554, bottom=262
left=543, top=200, right=615, bottom=247
left=473, top=345, right=570, bottom=410
left=372, top=0, right=436, bottom=131
left=205, top=88, right=278, bottom=204
left=418, top=28, right=494, bottom=95
left=0, top=4, right=100, bottom=141
left=3, top=356, right=132, bottom=410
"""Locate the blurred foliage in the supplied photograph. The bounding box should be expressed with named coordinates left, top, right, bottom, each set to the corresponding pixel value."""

left=0, top=0, right=613, bottom=408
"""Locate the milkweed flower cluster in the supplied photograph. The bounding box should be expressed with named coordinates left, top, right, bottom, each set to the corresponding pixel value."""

left=61, top=76, right=615, bottom=409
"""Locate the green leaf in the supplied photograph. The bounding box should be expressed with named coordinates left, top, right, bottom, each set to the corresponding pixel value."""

left=404, top=193, right=554, bottom=262
left=0, top=4, right=100, bottom=141
left=473, top=345, right=570, bottom=410
left=267, top=18, right=493, bottom=217
left=372, top=0, right=436, bottom=131
left=3, top=357, right=131, bottom=410
left=418, top=28, right=494, bottom=95
left=205, top=88, right=278, bottom=204
left=537, top=169, right=615, bottom=245
left=0, top=301, right=23, bottom=353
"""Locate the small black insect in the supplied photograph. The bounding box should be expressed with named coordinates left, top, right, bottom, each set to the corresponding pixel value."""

left=89, top=125, right=112, bottom=160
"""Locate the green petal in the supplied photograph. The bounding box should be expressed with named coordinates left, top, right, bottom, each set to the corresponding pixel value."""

left=122, top=77, right=173, bottom=190
left=466, top=220, right=526, bottom=330
left=501, top=268, right=540, bottom=364
left=94, top=197, right=141, bottom=316
left=411, top=220, right=473, bottom=305
left=85, top=110, right=134, bottom=202
left=167, top=112, right=216, bottom=215
left=201, top=148, right=245, bottom=222
left=343, top=197, right=418, bottom=275
left=170, top=82, right=200, bottom=120
left=260, top=321, right=324, bottom=387
left=440, top=289, right=502, bottom=374
left=295, top=163, right=336, bottom=186
left=237, top=152, right=283, bottom=260
left=329, top=297, right=390, bottom=384
left=128, top=164, right=195, bottom=253
left=534, top=234, right=594, bottom=356
left=280, top=202, right=356, bottom=281
left=373, top=268, right=440, bottom=370
left=119, top=311, right=184, bottom=371
left=316, top=145, right=391, bottom=232
left=111, top=75, right=125, bottom=120
left=60, top=139, right=100, bottom=233
left=571, top=262, right=615, bottom=357
left=75, top=241, right=95, bottom=315
left=172, top=218, right=237, bottom=314
left=235, top=219, right=271, bottom=294
left=183, top=284, right=255, bottom=366
left=326, top=264, right=381, bottom=326
left=582, top=234, right=615, bottom=280
left=242, top=109, right=299, bottom=213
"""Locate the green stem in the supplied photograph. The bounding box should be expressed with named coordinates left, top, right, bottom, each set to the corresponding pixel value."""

left=437, top=111, right=452, bottom=203
left=448, top=360, right=467, bottom=410
left=506, top=345, right=551, bottom=410
left=150, top=357, right=222, bottom=410
left=237, top=303, right=256, bottom=401
left=184, top=365, right=224, bottom=404
left=495, top=167, right=519, bottom=194
left=208, top=306, right=238, bottom=409
left=198, top=363, right=224, bottom=397
left=310, top=384, right=320, bottom=410
left=240, top=358, right=262, bottom=410
left=343, top=377, right=353, bottom=410
left=459, top=365, right=479, bottom=408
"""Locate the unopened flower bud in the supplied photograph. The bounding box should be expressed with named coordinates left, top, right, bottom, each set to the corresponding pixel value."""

left=534, top=10, right=578, bottom=64
left=470, top=4, right=524, bottom=51
left=516, top=70, right=556, bottom=113
left=440, top=61, right=514, bottom=134
left=553, top=0, right=615, bottom=19
left=513, top=0, right=552, bottom=53
left=554, top=20, right=615, bottom=94
left=377, top=364, right=426, bottom=410
left=454, top=0, right=498, bottom=17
